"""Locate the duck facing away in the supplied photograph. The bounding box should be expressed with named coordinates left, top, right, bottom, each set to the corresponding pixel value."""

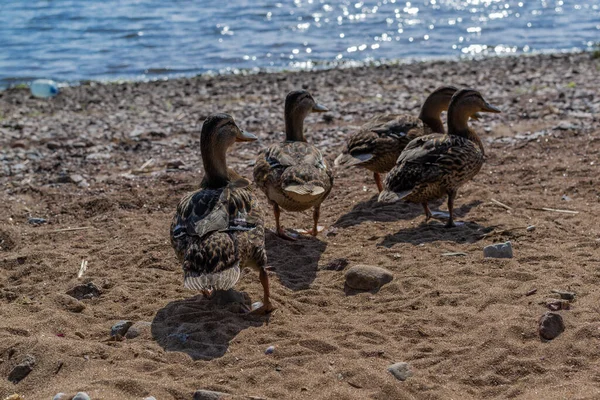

left=378, top=89, right=501, bottom=227
left=170, top=113, right=273, bottom=314
left=253, top=90, right=333, bottom=240
left=334, top=85, right=458, bottom=192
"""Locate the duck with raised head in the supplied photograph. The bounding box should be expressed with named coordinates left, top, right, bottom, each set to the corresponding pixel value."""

left=378, top=89, right=501, bottom=227
left=253, top=90, right=332, bottom=240
left=334, top=85, right=459, bottom=192
left=170, top=113, right=273, bottom=314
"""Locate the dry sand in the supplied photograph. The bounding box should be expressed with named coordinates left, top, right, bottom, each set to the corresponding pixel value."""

left=1, top=52, right=599, bottom=399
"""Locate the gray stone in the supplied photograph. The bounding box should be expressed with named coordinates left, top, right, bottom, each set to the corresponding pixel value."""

left=483, top=241, right=513, bottom=258
left=193, top=390, right=228, bottom=400
left=111, top=320, right=133, bottom=337
left=265, top=345, right=275, bottom=355
left=66, top=282, right=102, bottom=300
left=539, top=312, right=565, bottom=340
left=72, top=393, right=91, bottom=400
left=53, top=394, right=68, bottom=400
left=143, top=398, right=157, bottom=400
left=345, top=265, right=393, bottom=291
left=27, top=217, right=47, bottom=225
left=387, top=362, right=413, bottom=381
left=8, top=355, right=35, bottom=383
left=125, top=321, right=152, bottom=339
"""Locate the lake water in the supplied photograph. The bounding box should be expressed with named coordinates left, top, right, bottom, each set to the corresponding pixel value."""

left=0, top=0, right=598, bottom=88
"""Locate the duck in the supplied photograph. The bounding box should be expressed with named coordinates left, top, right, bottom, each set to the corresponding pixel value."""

left=170, top=113, right=273, bottom=314
left=253, top=90, right=333, bottom=240
left=378, top=88, right=501, bottom=227
left=334, top=85, right=459, bottom=192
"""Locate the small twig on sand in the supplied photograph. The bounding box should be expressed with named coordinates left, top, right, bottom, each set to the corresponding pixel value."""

left=490, top=198, right=513, bottom=211
left=78, top=260, right=88, bottom=278
left=49, top=226, right=92, bottom=233
left=441, top=252, right=468, bottom=257
left=528, top=207, right=579, bottom=215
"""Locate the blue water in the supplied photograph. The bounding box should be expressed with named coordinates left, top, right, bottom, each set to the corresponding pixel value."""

left=0, top=0, right=598, bottom=88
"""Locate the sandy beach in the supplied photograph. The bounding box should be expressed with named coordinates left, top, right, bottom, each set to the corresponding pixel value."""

left=1, top=51, right=600, bottom=399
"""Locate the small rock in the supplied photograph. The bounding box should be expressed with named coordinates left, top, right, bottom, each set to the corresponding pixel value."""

left=53, top=394, right=68, bottom=400
left=4, top=395, right=25, bottom=400
left=193, top=389, right=228, bottom=400
left=55, top=293, right=86, bottom=313
left=561, top=194, right=572, bottom=201
left=320, top=258, right=349, bottom=271
left=72, top=393, right=91, bottom=400
left=387, top=362, right=413, bottom=381
left=111, top=320, right=133, bottom=337
left=526, top=225, right=536, bottom=232
left=27, top=217, right=47, bottom=225
left=69, top=174, right=85, bottom=184
left=125, top=321, right=152, bottom=339
left=66, top=282, right=102, bottom=300
left=265, top=346, right=275, bottom=355
left=8, top=355, right=35, bottom=383
left=525, top=288, right=537, bottom=296
left=166, top=159, right=186, bottom=170
left=143, top=397, right=157, bottom=400
left=345, top=265, right=393, bottom=291
left=538, top=312, right=565, bottom=340
left=556, top=121, right=576, bottom=130
left=483, top=241, right=513, bottom=258
left=551, top=289, right=576, bottom=300
left=546, top=299, right=570, bottom=311
left=46, top=141, right=61, bottom=150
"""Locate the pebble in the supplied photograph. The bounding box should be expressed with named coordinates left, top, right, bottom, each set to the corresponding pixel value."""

left=345, top=265, right=393, bottom=291
left=526, top=225, right=536, bottom=232
left=265, top=345, right=275, bottom=355
left=27, top=217, right=47, bottom=225
left=72, top=393, right=91, bottom=400
left=55, top=293, right=86, bottom=313
left=143, top=397, right=157, bottom=400
left=538, top=312, right=565, bottom=340
left=320, top=258, right=348, bottom=271
left=483, top=241, right=513, bottom=258
left=110, top=320, right=133, bottom=337
left=66, top=282, right=102, bottom=300
left=193, top=390, right=228, bottom=400
left=8, top=355, right=36, bottom=384
left=124, top=321, right=152, bottom=339
left=551, top=289, right=576, bottom=300
left=53, top=394, right=68, bottom=400
left=387, top=362, right=413, bottom=381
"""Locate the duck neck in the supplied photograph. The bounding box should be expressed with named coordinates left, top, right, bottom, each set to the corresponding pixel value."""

left=285, top=112, right=306, bottom=142
left=447, top=108, right=484, bottom=154
left=419, top=114, right=445, bottom=134
left=201, top=138, right=229, bottom=188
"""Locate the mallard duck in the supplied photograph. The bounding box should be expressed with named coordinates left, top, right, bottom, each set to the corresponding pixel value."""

left=378, top=88, right=501, bottom=227
left=253, top=90, right=333, bottom=240
left=334, top=85, right=459, bottom=192
left=170, top=113, right=273, bottom=314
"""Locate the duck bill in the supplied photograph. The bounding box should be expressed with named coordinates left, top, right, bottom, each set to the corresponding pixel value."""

left=312, top=103, right=329, bottom=113
left=482, top=102, right=501, bottom=113
left=235, top=130, right=257, bottom=142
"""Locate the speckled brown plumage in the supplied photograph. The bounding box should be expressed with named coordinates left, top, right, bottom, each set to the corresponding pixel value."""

left=335, top=86, right=458, bottom=192
left=379, top=88, right=501, bottom=227
left=253, top=90, right=332, bottom=239
left=170, top=113, right=272, bottom=313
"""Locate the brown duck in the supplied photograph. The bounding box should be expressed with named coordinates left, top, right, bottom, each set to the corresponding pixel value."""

left=334, top=85, right=459, bottom=192
left=378, top=88, right=501, bottom=227
left=170, top=113, right=273, bottom=314
left=253, top=90, right=332, bottom=240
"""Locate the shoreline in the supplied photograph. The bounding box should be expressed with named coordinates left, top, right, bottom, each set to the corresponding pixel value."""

left=2, top=48, right=597, bottom=91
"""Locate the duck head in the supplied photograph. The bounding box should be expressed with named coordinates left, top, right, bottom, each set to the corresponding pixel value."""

left=284, top=89, right=328, bottom=142
left=447, top=88, right=501, bottom=136
left=418, top=85, right=458, bottom=133
left=200, top=113, right=256, bottom=188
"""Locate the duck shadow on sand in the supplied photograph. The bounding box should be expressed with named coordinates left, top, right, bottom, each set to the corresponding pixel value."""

left=151, top=290, right=265, bottom=361
left=265, top=230, right=327, bottom=291
left=379, top=217, right=496, bottom=248
left=333, top=195, right=483, bottom=229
